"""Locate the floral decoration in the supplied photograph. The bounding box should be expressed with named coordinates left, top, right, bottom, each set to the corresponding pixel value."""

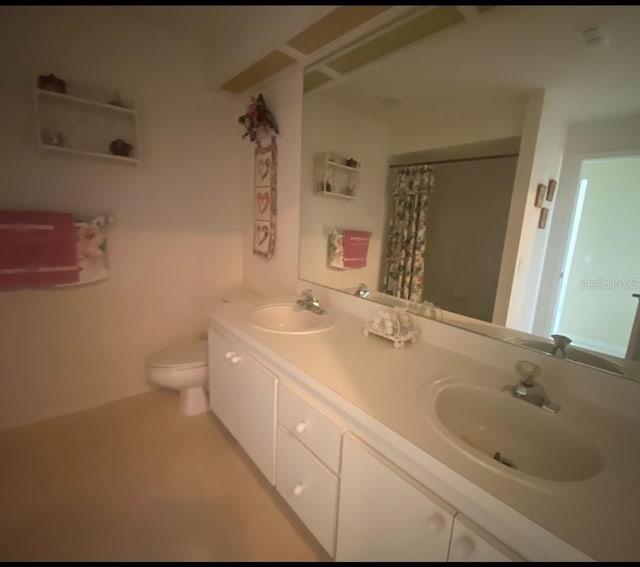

left=238, top=93, right=280, bottom=144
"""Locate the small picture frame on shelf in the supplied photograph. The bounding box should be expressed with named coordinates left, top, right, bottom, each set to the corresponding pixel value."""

left=538, top=207, right=549, bottom=229
left=546, top=179, right=557, bottom=201
left=534, top=183, right=546, bottom=208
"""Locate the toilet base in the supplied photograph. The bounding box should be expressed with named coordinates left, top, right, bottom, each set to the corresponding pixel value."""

left=180, top=386, right=208, bottom=416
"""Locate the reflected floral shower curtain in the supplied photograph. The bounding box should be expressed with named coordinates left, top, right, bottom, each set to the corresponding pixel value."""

left=382, top=164, right=435, bottom=301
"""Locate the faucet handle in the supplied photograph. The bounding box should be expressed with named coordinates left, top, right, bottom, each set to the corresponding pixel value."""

left=551, top=334, right=572, bottom=348
left=514, top=360, right=541, bottom=387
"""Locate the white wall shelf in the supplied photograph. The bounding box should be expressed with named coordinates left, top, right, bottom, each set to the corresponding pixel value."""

left=39, top=144, right=139, bottom=164
left=315, top=151, right=360, bottom=198
left=34, top=78, right=140, bottom=164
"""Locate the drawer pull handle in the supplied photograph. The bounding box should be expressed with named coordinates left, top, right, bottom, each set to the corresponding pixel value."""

left=425, top=513, right=445, bottom=534
left=451, top=536, right=474, bottom=559
left=295, top=421, right=307, bottom=434
left=225, top=351, right=235, bottom=359
left=293, top=483, right=304, bottom=496
left=230, top=355, right=241, bottom=364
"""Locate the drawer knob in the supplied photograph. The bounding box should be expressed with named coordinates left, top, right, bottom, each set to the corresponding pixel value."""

left=230, top=355, right=241, bottom=364
left=425, top=513, right=445, bottom=534
left=293, top=483, right=304, bottom=496
left=295, top=421, right=307, bottom=434
left=225, top=351, right=235, bottom=359
left=451, top=535, right=474, bottom=559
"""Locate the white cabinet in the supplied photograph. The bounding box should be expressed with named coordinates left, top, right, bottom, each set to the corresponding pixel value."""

left=336, top=433, right=456, bottom=562
left=276, top=425, right=339, bottom=555
left=314, top=151, right=360, bottom=199
left=449, top=514, right=523, bottom=562
left=275, top=382, right=344, bottom=556
left=34, top=80, right=140, bottom=164
left=208, top=327, right=277, bottom=484
left=278, top=381, right=343, bottom=474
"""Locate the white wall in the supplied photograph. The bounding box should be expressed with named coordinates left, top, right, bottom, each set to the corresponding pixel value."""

left=534, top=112, right=640, bottom=337
left=0, top=7, right=246, bottom=430
left=299, top=93, right=390, bottom=292
left=388, top=95, right=526, bottom=156
left=242, top=70, right=303, bottom=297
left=556, top=159, right=640, bottom=355
left=504, top=90, right=566, bottom=332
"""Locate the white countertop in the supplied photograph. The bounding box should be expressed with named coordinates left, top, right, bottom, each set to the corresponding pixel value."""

left=209, top=291, right=640, bottom=561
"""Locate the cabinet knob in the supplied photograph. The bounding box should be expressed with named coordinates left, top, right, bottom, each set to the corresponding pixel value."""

left=230, top=355, right=241, bottom=364
left=295, top=421, right=307, bottom=434
left=425, top=513, right=445, bottom=534
left=293, top=483, right=304, bottom=496
left=451, top=535, right=475, bottom=559
left=225, top=351, right=235, bottom=359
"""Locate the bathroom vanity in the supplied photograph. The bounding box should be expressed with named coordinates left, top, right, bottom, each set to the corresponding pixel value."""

left=208, top=291, right=640, bottom=561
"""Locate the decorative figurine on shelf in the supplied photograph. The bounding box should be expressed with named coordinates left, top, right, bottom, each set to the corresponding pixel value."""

left=108, top=90, right=127, bottom=108
left=37, top=73, right=67, bottom=94
left=238, top=93, right=280, bottom=145
left=345, top=158, right=360, bottom=168
left=109, top=139, right=133, bottom=157
left=41, top=129, right=65, bottom=147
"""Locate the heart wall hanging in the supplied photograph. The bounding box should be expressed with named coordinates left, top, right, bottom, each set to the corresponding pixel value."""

left=253, top=138, right=277, bottom=259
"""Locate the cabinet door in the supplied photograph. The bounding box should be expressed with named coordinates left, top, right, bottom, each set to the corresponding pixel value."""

left=276, top=425, right=339, bottom=556
left=336, top=433, right=455, bottom=562
left=448, top=514, right=523, bottom=562
left=208, top=328, right=277, bottom=484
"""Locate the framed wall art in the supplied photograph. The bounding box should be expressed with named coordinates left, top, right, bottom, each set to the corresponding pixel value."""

left=253, top=138, right=277, bottom=259
left=534, top=183, right=546, bottom=208
left=546, top=178, right=557, bottom=201
left=538, top=207, right=549, bottom=229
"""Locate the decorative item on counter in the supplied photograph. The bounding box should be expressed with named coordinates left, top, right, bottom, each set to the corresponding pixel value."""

left=41, top=129, right=65, bottom=147
left=409, top=299, right=442, bottom=320
left=109, top=138, right=133, bottom=157
left=238, top=93, right=280, bottom=145
left=363, top=306, right=419, bottom=348
left=37, top=73, right=67, bottom=94
left=345, top=158, right=360, bottom=169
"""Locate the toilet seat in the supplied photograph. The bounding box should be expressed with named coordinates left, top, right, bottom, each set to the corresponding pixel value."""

left=147, top=339, right=207, bottom=370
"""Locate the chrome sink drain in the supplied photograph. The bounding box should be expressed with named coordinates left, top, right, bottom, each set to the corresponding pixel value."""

left=493, top=451, right=517, bottom=469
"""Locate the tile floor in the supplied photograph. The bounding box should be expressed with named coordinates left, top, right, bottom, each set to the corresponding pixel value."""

left=0, top=389, right=330, bottom=561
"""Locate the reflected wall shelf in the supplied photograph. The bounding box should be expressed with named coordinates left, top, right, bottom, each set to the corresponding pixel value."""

left=34, top=79, right=140, bottom=164
left=315, top=151, right=360, bottom=199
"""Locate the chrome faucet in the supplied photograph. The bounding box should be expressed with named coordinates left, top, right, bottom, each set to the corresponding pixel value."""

left=296, top=289, right=326, bottom=315
left=503, top=361, right=560, bottom=413
left=550, top=334, right=572, bottom=358
left=354, top=283, right=370, bottom=298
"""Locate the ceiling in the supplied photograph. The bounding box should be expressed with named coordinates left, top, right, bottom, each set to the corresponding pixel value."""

left=122, top=5, right=640, bottom=127
left=309, top=5, right=640, bottom=126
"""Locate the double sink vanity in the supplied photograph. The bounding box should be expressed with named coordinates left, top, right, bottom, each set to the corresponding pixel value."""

left=208, top=288, right=640, bottom=561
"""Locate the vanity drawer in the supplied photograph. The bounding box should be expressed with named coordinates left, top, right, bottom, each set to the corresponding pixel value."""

left=278, top=381, right=343, bottom=474
left=276, top=424, right=339, bottom=556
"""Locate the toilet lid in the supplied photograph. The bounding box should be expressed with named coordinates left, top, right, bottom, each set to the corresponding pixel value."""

left=147, top=339, right=208, bottom=369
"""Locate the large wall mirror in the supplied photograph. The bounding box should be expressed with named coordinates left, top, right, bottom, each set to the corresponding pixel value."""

left=299, top=5, right=640, bottom=382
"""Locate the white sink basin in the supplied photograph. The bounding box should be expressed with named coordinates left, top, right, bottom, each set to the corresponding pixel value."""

left=421, top=379, right=604, bottom=483
left=505, top=337, right=625, bottom=376
left=248, top=302, right=335, bottom=334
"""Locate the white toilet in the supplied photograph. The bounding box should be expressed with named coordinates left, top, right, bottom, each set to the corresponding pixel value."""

left=146, top=338, right=209, bottom=416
